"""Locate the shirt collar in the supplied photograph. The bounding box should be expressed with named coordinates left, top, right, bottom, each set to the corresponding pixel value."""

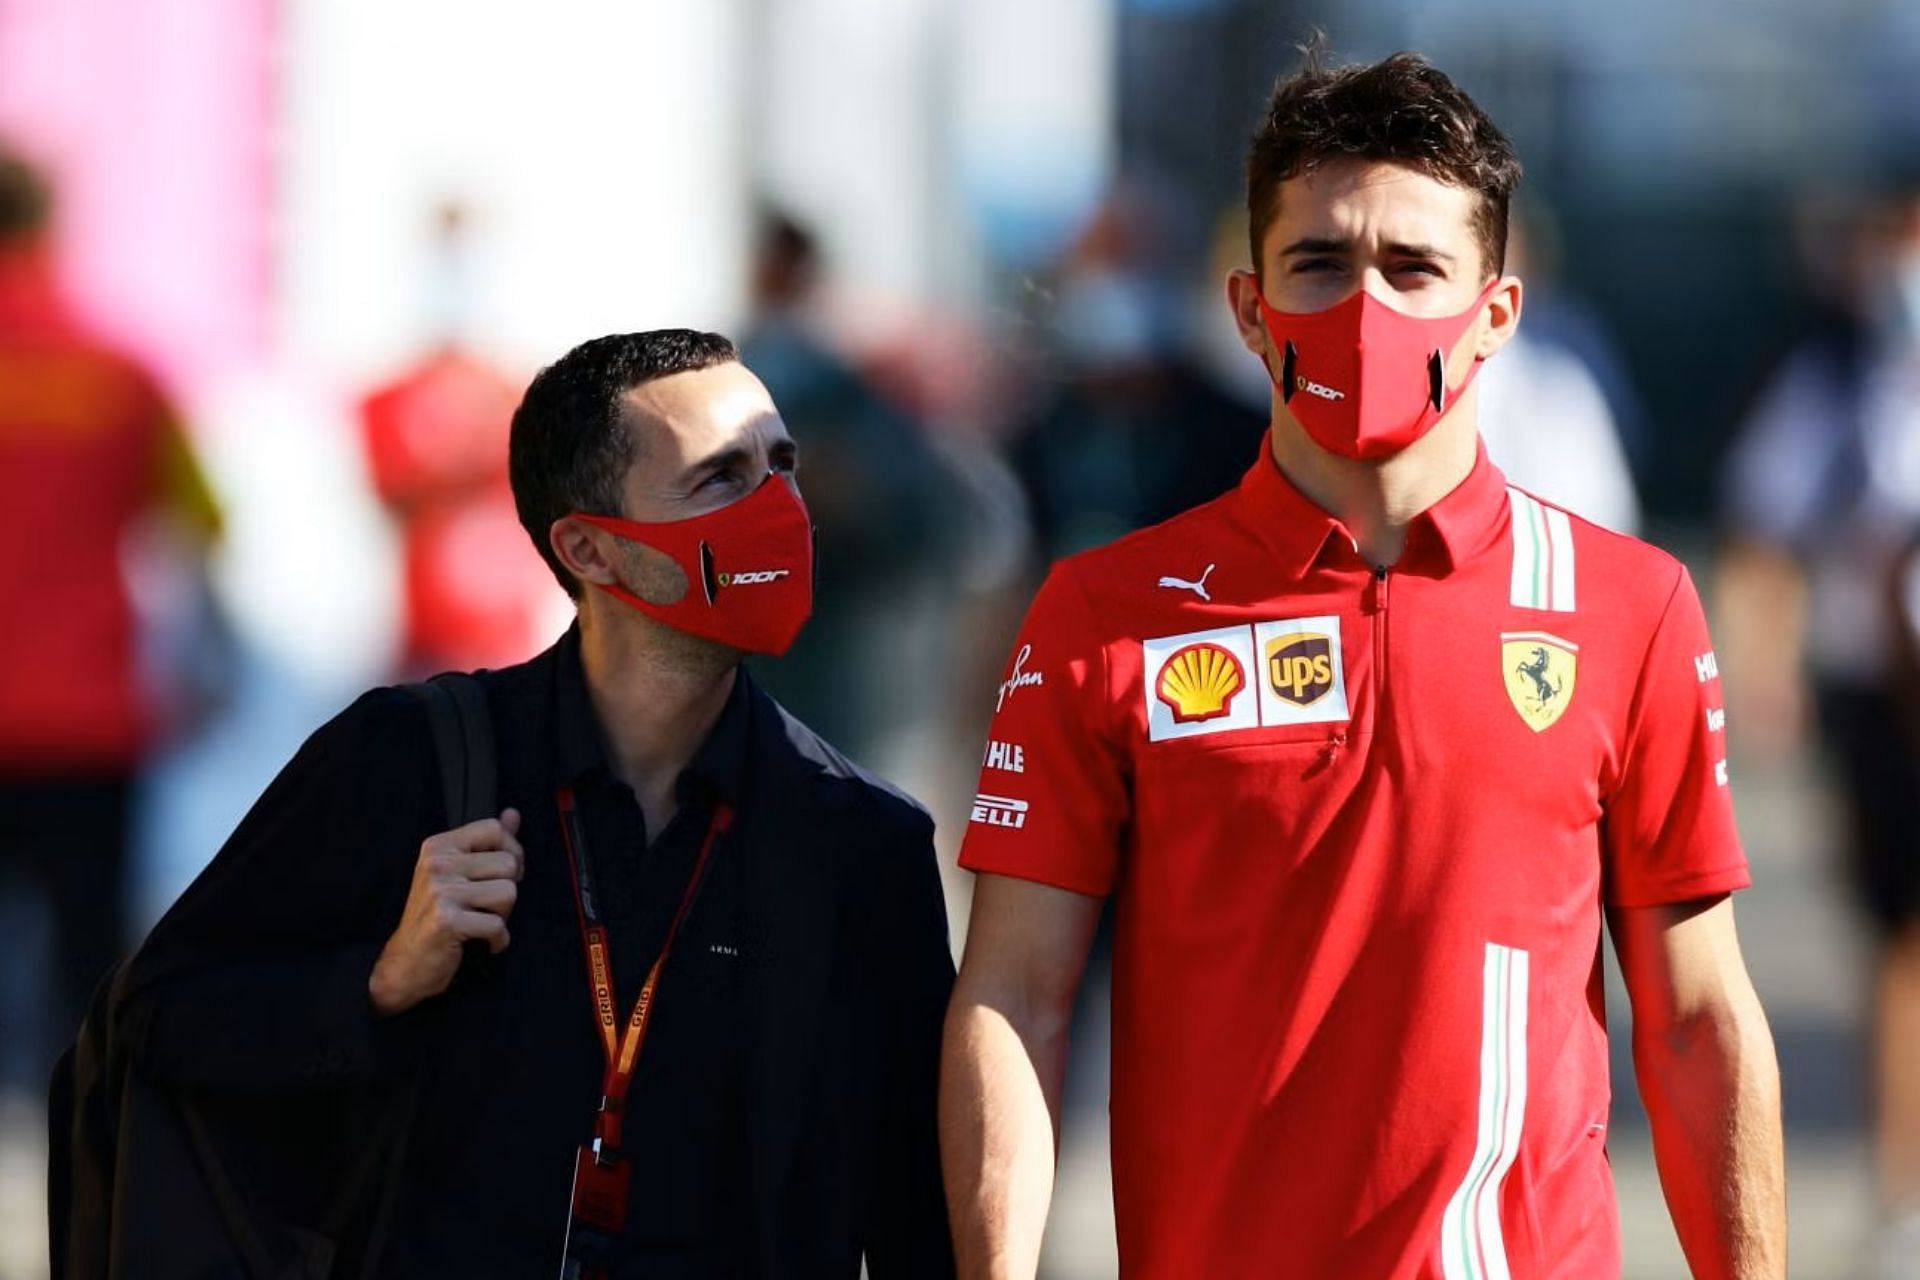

left=553, top=623, right=753, bottom=804
left=1233, top=430, right=1511, bottom=579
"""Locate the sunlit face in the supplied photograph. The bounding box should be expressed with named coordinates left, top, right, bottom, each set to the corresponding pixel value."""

left=1258, top=158, right=1492, bottom=315
left=615, top=361, right=799, bottom=523
left=554, top=361, right=801, bottom=609
left=1227, top=158, right=1520, bottom=401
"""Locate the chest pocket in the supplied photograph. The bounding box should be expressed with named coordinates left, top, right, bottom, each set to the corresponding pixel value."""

left=1128, top=726, right=1370, bottom=944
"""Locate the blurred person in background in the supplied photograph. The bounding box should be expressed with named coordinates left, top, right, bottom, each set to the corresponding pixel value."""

left=1010, top=183, right=1267, bottom=562
left=73, top=330, right=953, bottom=1278
left=740, top=208, right=956, bottom=764
left=358, top=202, right=563, bottom=678
left=1719, top=174, right=1920, bottom=1276
left=0, top=146, right=222, bottom=1087
left=1475, top=203, right=1642, bottom=533
left=943, top=50, right=1784, bottom=1279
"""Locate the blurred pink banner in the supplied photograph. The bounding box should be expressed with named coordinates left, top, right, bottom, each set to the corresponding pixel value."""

left=0, top=0, right=276, bottom=396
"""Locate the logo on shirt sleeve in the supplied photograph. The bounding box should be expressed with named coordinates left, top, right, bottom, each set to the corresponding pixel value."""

left=1501, top=631, right=1578, bottom=732
left=983, top=740, right=1026, bottom=773
left=970, top=793, right=1029, bottom=829
left=996, top=643, right=1044, bottom=712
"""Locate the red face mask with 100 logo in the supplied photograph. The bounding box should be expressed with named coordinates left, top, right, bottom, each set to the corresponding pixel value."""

left=572, top=470, right=815, bottom=656
left=1256, top=278, right=1499, bottom=461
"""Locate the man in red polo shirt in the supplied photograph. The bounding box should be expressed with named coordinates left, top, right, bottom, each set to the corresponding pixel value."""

left=940, top=52, right=1785, bottom=1279
left=0, top=147, right=223, bottom=1077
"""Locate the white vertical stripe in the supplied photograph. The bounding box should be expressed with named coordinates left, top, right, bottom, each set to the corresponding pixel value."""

left=1440, top=943, right=1531, bottom=1280
left=1545, top=507, right=1576, bottom=613
left=1474, top=948, right=1529, bottom=1280
left=1507, top=490, right=1539, bottom=610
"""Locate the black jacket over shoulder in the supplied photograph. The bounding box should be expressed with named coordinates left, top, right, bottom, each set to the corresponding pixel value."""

left=102, top=633, right=957, bottom=1279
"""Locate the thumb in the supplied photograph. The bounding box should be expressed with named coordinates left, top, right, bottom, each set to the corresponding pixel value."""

left=499, top=807, right=522, bottom=836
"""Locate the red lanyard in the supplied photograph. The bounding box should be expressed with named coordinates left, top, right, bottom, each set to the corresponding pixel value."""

left=554, top=785, right=734, bottom=1159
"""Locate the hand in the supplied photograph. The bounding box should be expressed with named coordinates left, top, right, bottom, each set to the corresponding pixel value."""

left=369, top=809, right=524, bottom=1016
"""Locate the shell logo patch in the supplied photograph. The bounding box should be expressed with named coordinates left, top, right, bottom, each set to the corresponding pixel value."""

left=1502, top=631, right=1578, bottom=732
left=1142, top=625, right=1261, bottom=741
left=1156, top=643, right=1246, bottom=724
left=1266, top=633, right=1335, bottom=706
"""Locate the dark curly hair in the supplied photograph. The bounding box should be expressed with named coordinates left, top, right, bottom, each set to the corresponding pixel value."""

left=509, top=329, right=738, bottom=596
left=1245, top=46, right=1521, bottom=279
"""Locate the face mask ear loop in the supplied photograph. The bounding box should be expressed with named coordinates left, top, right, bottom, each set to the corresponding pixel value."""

left=1427, top=349, right=1447, bottom=412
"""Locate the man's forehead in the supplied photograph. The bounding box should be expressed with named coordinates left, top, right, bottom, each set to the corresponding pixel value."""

left=1272, top=160, right=1477, bottom=245
left=619, top=364, right=785, bottom=460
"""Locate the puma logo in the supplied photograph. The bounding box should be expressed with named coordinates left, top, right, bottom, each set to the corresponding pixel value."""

left=1157, top=563, right=1215, bottom=602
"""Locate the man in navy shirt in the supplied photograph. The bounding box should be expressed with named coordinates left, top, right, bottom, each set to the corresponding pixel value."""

left=98, top=330, right=955, bottom=1278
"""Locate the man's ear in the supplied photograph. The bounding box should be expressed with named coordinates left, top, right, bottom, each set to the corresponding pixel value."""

left=1225, top=269, right=1273, bottom=358
left=1475, top=275, right=1524, bottom=359
left=550, top=516, right=622, bottom=590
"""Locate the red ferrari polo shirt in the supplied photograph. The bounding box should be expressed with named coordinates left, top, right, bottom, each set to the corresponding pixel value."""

left=0, top=253, right=172, bottom=771
left=960, top=436, right=1749, bottom=1279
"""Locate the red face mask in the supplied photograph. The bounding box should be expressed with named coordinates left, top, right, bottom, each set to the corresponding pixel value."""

left=1256, top=279, right=1500, bottom=460
left=573, top=471, right=815, bottom=656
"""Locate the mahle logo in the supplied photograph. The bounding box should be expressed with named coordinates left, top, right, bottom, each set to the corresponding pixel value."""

left=1266, top=633, right=1335, bottom=706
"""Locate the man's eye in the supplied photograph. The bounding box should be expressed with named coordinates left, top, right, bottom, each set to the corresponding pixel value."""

left=1393, top=262, right=1443, bottom=277
left=701, top=470, right=739, bottom=490
left=1293, top=259, right=1343, bottom=274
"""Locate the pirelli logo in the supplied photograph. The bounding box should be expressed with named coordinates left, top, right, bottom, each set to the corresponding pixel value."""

left=970, top=793, right=1029, bottom=830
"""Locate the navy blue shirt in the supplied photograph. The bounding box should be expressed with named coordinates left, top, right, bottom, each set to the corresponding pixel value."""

left=551, top=629, right=756, bottom=1275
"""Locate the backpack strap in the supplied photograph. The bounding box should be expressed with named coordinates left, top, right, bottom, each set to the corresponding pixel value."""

left=322, top=672, right=498, bottom=1277
left=412, top=672, right=499, bottom=827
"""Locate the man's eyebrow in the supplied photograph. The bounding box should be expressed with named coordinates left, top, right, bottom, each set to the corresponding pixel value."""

left=1385, top=241, right=1458, bottom=263
left=1277, top=236, right=1459, bottom=264
left=1280, top=236, right=1350, bottom=256
left=678, top=444, right=753, bottom=487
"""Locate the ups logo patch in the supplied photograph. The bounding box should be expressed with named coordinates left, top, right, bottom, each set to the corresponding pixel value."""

left=1266, top=633, right=1335, bottom=706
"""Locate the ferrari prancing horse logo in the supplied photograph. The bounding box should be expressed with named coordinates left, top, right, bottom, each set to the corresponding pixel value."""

left=1501, top=631, right=1578, bottom=732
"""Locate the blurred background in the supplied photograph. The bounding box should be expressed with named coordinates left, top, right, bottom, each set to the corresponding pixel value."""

left=3, top=0, right=1919, bottom=1275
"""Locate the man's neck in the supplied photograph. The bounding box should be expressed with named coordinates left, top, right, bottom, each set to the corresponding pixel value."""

left=1267, top=389, right=1482, bottom=569
left=577, top=608, right=737, bottom=834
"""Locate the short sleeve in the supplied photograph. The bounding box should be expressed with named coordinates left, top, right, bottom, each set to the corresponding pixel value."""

left=1601, top=567, right=1751, bottom=907
left=957, top=565, right=1129, bottom=897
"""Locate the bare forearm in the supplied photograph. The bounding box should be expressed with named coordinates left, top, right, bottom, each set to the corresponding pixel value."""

left=938, top=995, right=1069, bottom=1280
left=1635, top=994, right=1786, bottom=1278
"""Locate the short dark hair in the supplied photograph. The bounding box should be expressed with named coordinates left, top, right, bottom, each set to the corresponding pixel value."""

left=0, top=145, right=52, bottom=244
left=509, top=329, right=738, bottom=597
left=1245, top=47, right=1521, bottom=279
